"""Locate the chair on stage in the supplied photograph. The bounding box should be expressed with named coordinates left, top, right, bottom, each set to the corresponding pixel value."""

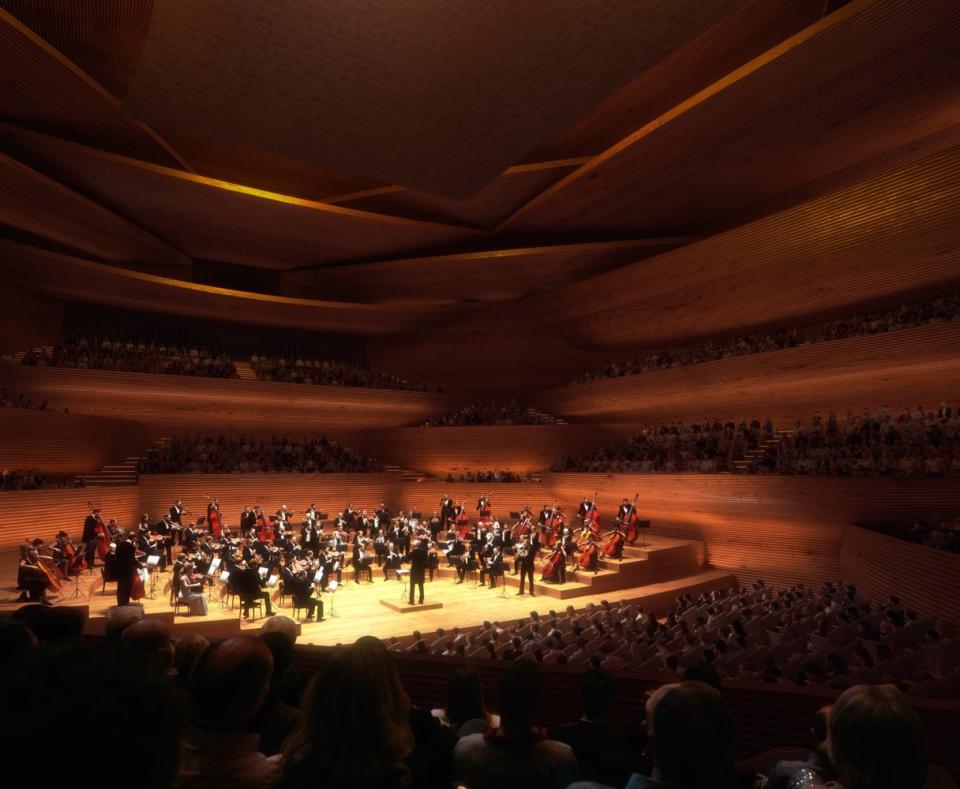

left=239, top=595, right=264, bottom=621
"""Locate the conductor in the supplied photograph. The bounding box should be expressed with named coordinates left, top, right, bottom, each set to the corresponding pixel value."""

left=407, top=539, right=428, bottom=605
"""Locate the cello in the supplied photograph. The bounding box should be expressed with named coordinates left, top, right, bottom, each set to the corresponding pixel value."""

left=455, top=498, right=470, bottom=540
left=578, top=537, right=599, bottom=573
left=540, top=543, right=565, bottom=583
left=602, top=524, right=626, bottom=560
left=206, top=495, right=224, bottom=539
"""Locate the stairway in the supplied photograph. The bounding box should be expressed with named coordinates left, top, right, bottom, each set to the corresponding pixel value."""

left=234, top=361, right=259, bottom=381
left=82, top=437, right=171, bottom=487
left=732, top=428, right=793, bottom=472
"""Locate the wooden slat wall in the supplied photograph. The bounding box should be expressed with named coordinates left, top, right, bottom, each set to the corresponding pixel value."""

left=0, top=408, right=159, bottom=473
left=137, top=473, right=404, bottom=527
left=336, top=424, right=643, bottom=473
left=535, top=320, right=960, bottom=424
left=841, top=525, right=960, bottom=625
left=0, top=485, right=140, bottom=547
left=0, top=365, right=449, bottom=430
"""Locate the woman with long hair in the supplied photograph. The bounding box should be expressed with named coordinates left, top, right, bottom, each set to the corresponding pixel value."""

left=277, top=636, right=414, bottom=789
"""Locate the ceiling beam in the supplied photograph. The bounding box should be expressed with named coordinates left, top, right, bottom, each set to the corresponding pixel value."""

left=494, top=0, right=878, bottom=233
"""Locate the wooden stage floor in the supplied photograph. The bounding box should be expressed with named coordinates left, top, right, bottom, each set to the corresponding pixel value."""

left=1, top=539, right=735, bottom=646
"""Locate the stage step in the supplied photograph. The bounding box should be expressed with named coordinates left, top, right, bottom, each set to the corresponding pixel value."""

left=234, top=361, right=259, bottom=381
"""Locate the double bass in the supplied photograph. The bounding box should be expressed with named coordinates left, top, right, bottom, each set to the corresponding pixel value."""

left=454, top=498, right=470, bottom=540
left=542, top=502, right=562, bottom=547
left=206, top=496, right=224, bottom=539
left=620, top=493, right=640, bottom=544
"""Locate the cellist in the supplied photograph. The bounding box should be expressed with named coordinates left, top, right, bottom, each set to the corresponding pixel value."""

left=602, top=523, right=626, bottom=561
left=17, top=544, right=54, bottom=604
left=578, top=533, right=599, bottom=573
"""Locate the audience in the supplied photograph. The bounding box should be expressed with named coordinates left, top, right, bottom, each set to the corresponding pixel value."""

left=549, top=668, right=616, bottom=783
left=251, top=353, right=435, bottom=392
left=21, top=336, right=238, bottom=378
left=567, top=288, right=960, bottom=386
left=178, top=636, right=281, bottom=789
left=0, top=387, right=50, bottom=410
left=762, top=706, right=837, bottom=789
left=904, top=515, right=960, bottom=554
left=445, top=469, right=536, bottom=483
left=554, top=404, right=960, bottom=476
left=454, top=659, right=577, bottom=789
left=138, top=433, right=384, bottom=474
left=0, top=469, right=85, bottom=490
left=425, top=400, right=558, bottom=426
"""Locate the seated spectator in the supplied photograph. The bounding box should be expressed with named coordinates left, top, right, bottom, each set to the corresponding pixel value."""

left=454, top=659, right=577, bottom=789
left=435, top=666, right=495, bottom=737
left=250, top=352, right=434, bottom=391
left=178, top=636, right=280, bottom=789
left=828, top=684, right=927, bottom=789
left=762, top=706, right=837, bottom=789
left=172, top=633, right=209, bottom=690
left=549, top=668, right=615, bottom=782
left=121, top=619, right=174, bottom=675
left=624, top=681, right=735, bottom=789
left=278, top=636, right=415, bottom=789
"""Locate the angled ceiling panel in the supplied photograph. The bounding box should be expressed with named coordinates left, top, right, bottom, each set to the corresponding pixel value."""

left=121, top=0, right=749, bottom=198
left=502, top=0, right=960, bottom=236
left=0, top=126, right=480, bottom=270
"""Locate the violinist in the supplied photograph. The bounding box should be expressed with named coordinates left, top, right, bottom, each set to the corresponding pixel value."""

left=300, top=518, right=320, bottom=555
left=479, top=546, right=505, bottom=589
left=516, top=533, right=537, bottom=597
left=137, top=517, right=167, bottom=571
left=275, top=504, right=292, bottom=538
left=382, top=541, right=403, bottom=581
left=169, top=499, right=186, bottom=529
left=182, top=522, right=199, bottom=552
left=290, top=568, right=324, bottom=621
left=178, top=561, right=208, bottom=616
left=375, top=502, right=391, bottom=531
left=455, top=543, right=478, bottom=583
left=352, top=534, right=373, bottom=583
left=17, top=544, right=53, bottom=604
left=374, top=528, right=387, bottom=566
left=235, top=557, right=276, bottom=618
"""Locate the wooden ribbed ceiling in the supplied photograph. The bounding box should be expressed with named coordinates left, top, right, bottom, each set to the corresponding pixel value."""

left=0, top=0, right=957, bottom=332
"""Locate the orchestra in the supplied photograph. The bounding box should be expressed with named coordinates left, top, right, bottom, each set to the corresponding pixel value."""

left=13, top=491, right=648, bottom=621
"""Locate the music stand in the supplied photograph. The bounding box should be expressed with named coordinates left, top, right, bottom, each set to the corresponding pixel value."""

left=410, top=511, right=422, bottom=521
left=146, top=555, right=161, bottom=596
left=317, top=512, right=329, bottom=520
left=637, top=520, right=652, bottom=547
left=396, top=568, right=410, bottom=602
left=67, top=572, right=88, bottom=600
left=509, top=511, right=521, bottom=520
left=326, top=580, right=339, bottom=618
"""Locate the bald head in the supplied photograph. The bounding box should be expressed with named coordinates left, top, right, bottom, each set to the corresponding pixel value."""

left=189, top=636, right=273, bottom=730
left=121, top=619, right=173, bottom=672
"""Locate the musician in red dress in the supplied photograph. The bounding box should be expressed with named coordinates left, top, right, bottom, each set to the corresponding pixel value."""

left=207, top=499, right=223, bottom=539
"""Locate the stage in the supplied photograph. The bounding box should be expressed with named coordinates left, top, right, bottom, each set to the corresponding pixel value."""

left=0, top=537, right=734, bottom=646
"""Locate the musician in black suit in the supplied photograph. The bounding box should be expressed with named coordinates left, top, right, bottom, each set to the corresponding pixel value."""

left=428, top=511, right=442, bottom=541
left=618, top=498, right=633, bottom=522
left=538, top=504, right=553, bottom=526
left=114, top=540, right=140, bottom=607
left=289, top=570, right=324, bottom=621
left=407, top=540, right=428, bottom=605
left=169, top=500, right=185, bottom=526
left=479, top=547, right=505, bottom=589
left=240, top=506, right=257, bottom=533
left=82, top=507, right=101, bottom=568
left=516, top=533, right=538, bottom=597
left=235, top=558, right=275, bottom=618
left=440, top=494, right=454, bottom=529
left=456, top=545, right=478, bottom=583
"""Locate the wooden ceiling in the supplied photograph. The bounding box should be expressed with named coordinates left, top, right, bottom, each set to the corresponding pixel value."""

left=1, top=0, right=958, bottom=341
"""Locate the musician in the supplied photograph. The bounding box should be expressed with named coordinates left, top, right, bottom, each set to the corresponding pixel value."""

left=17, top=545, right=52, bottom=604
left=479, top=546, right=505, bottom=589
left=169, top=499, right=186, bottom=527
left=406, top=539, right=428, bottom=605
left=476, top=494, right=491, bottom=519
left=114, top=540, right=141, bottom=607
left=426, top=543, right=439, bottom=582
left=235, top=557, right=276, bottom=618
left=440, top=493, right=454, bottom=529
left=182, top=522, right=199, bottom=552
left=51, top=530, right=80, bottom=577
left=178, top=562, right=208, bottom=616
left=382, top=541, right=403, bottom=581
left=81, top=506, right=101, bottom=568
left=300, top=519, right=320, bottom=555
left=603, top=523, right=626, bottom=561
left=289, top=569, right=324, bottom=621
left=543, top=540, right=568, bottom=585
left=303, top=503, right=319, bottom=526
left=374, top=528, right=387, bottom=566
left=137, top=519, right=167, bottom=571
left=240, top=505, right=257, bottom=533
left=516, top=533, right=537, bottom=597
left=618, top=498, right=633, bottom=523
left=578, top=497, right=596, bottom=522
left=352, top=534, right=372, bottom=583
left=375, top=502, right=391, bottom=530
left=579, top=535, right=600, bottom=573
left=275, top=504, right=292, bottom=536
left=455, top=544, right=478, bottom=584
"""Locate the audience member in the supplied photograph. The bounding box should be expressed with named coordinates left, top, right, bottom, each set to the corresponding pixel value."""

left=454, top=659, right=577, bottom=789
left=549, top=668, right=616, bottom=782
left=425, top=400, right=557, bottom=426
left=251, top=352, right=434, bottom=392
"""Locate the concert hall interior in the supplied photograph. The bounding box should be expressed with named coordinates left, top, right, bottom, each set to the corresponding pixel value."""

left=2, top=2, right=960, bottom=787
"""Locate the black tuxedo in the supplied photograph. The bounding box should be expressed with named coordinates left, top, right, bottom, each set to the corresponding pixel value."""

left=407, top=545, right=428, bottom=604
left=240, top=511, right=257, bottom=532
left=169, top=505, right=183, bottom=525
left=235, top=566, right=273, bottom=616
left=518, top=537, right=538, bottom=595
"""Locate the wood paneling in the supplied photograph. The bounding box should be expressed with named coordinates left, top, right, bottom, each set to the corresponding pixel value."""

left=0, top=363, right=449, bottom=431
left=337, top=425, right=643, bottom=474
left=0, top=284, right=61, bottom=356
left=0, top=126, right=478, bottom=270
left=0, top=409, right=158, bottom=473
left=280, top=239, right=690, bottom=305
left=535, top=320, right=960, bottom=424
left=524, top=125, right=960, bottom=349
left=0, top=484, right=139, bottom=548
left=841, top=526, right=960, bottom=626
left=0, top=149, right=189, bottom=270
left=0, top=240, right=465, bottom=336
left=137, top=474, right=404, bottom=529
left=504, top=0, right=960, bottom=236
